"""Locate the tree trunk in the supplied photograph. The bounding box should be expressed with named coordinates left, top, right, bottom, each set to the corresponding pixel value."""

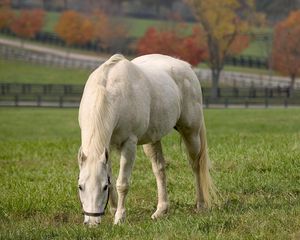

left=290, top=74, right=296, bottom=96
left=211, top=68, right=221, bottom=100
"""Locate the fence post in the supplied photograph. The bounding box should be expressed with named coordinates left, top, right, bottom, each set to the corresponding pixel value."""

left=225, top=98, right=228, bottom=108
left=265, top=97, right=269, bottom=108
left=43, top=85, right=48, bottom=94
left=284, top=98, right=288, bottom=108
left=37, top=95, right=41, bottom=107
left=287, top=88, right=290, bottom=98
left=264, top=87, right=268, bottom=98
left=15, top=94, right=19, bottom=107
left=245, top=99, right=248, bottom=108
left=205, top=98, right=209, bottom=109
left=1, top=84, right=5, bottom=94
left=59, top=96, right=63, bottom=108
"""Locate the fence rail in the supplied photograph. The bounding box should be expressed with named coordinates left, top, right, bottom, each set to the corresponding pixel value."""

left=1, top=83, right=299, bottom=108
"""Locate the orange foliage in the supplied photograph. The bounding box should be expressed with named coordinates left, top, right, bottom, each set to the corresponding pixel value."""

left=228, top=34, right=250, bottom=56
left=10, top=9, right=45, bottom=39
left=272, top=10, right=300, bottom=87
left=91, top=10, right=128, bottom=50
left=137, top=26, right=206, bottom=66
left=0, top=0, right=14, bottom=30
left=55, top=10, right=93, bottom=46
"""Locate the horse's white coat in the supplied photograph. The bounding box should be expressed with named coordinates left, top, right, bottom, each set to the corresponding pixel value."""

left=78, top=54, right=214, bottom=226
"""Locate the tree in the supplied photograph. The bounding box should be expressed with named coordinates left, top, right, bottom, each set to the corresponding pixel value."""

left=187, top=0, right=252, bottom=98
left=55, top=10, right=93, bottom=47
left=272, top=10, right=300, bottom=92
left=137, top=25, right=206, bottom=66
left=0, top=0, right=14, bottom=30
left=10, top=9, right=45, bottom=43
left=91, top=10, right=128, bottom=51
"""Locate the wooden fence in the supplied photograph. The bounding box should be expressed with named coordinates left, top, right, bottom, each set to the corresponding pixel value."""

left=1, top=83, right=299, bottom=108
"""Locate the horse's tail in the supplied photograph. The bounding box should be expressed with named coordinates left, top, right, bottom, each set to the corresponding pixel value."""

left=98, top=54, right=125, bottom=86
left=198, top=116, right=216, bottom=208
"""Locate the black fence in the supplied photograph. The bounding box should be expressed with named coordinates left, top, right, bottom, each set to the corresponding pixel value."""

left=0, top=83, right=83, bottom=108
left=225, top=55, right=268, bottom=69
left=1, top=83, right=299, bottom=108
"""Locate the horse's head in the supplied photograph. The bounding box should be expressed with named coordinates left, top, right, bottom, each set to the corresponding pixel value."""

left=77, top=147, right=110, bottom=226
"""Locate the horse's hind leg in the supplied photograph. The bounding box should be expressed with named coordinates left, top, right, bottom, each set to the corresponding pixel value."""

left=143, top=141, right=169, bottom=219
left=179, top=128, right=212, bottom=210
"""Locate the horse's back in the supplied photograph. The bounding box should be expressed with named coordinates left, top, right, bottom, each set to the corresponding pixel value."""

left=133, top=54, right=202, bottom=101
left=132, top=54, right=203, bottom=131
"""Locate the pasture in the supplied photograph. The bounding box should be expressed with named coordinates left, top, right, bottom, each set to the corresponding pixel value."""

left=0, top=59, right=89, bottom=85
left=0, top=108, right=299, bottom=239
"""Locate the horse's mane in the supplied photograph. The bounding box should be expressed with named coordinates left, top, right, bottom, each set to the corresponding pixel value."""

left=81, top=54, right=125, bottom=160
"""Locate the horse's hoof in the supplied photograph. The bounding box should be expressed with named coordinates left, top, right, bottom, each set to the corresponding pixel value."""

left=114, top=209, right=126, bottom=225
left=151, top=205, right=168, bottom=219
left=195, top=202, right=208, bottom=213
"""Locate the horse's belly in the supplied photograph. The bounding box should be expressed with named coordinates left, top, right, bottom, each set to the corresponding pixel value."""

left=137, top=88, right=181, bottom=144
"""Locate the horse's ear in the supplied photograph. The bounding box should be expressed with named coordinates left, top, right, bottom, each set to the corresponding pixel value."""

left=78, top=146, right=87, bottom=167
left=100, top=148, right=109, bottom=165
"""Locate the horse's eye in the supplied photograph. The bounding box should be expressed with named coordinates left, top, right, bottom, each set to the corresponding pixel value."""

left=103, top=185, right=108, bottom=191
left=78, top=185, right=83, bottom=191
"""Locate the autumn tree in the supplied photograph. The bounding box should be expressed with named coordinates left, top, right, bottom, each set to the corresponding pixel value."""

left=272, top=10, right=300, bottom=92
left=187, top=0, right=253, bottom=98
left=55, top=10, right=93, bottom=47
left=10, top=9, right=45, bottom=44
left=0, top=0, right=14, bottom=30
left=137, top=25, right=206, bottom=66
left=91, top=10, right=128, bottom=51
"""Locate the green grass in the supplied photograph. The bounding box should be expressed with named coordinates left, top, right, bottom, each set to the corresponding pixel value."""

left=121, top=17, right=194, bottom=38
left=0, top=58, right=90, bottom=84
left=0, top=108, right=299, bottom=239
left=242, top=40, right=271, bottom=58
left=44, top=11, right=61, bottom=33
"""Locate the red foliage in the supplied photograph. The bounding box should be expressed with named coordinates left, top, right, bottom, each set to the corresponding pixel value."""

left=55, top=10, right=93, bottom=46
left=0, top=0, right=11, bottom=8
left=10, top=9, right=45, bottom=39
left=0, top=0, right=14, bottom=30
left=137, top=26, right=206, bottom=66
left=272, top=10, right=300, bottom=85
left=228, top=34, right=250, bottom=56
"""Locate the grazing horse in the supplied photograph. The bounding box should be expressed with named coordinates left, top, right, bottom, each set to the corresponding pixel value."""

left=78, top=54, right=215, bottom=226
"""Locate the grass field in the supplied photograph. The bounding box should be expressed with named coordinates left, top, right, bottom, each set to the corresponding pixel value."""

left=0, top=59, right=90, bottom=84
left=0, top=108, right=299, bottom=239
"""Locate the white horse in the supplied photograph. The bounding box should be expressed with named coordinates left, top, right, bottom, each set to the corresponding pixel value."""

left=78, top=54, right=215, bottom=226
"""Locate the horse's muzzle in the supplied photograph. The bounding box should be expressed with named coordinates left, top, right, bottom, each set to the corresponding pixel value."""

left=84, top=215, right=101, bottom=227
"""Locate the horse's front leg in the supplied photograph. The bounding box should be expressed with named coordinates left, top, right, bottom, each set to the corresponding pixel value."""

left=143, top=141, right=169, bottom=219
left=114, top=136, right=137, bottom=225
